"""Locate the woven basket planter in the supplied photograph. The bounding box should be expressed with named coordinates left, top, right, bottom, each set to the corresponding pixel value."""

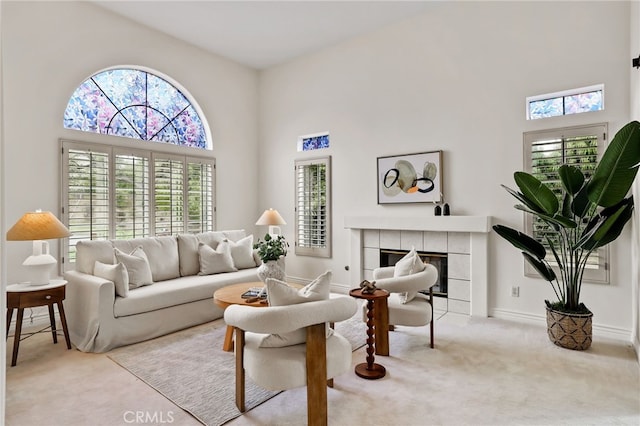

left=546, top=306, right=593, bottom=350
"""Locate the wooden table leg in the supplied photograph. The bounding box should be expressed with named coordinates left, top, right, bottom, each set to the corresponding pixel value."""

left=6, top=308, right=13, bottom=339
left=11, top=308, right=24, bottom=367
left=223, top=325, right=235, bottom=352
left=48, top=304, right=58, bottom=344
left=57, top=302, right=72, bottom=349
left=354, top=299, right=386, bottom=380
left=374, top=297, right=389, bottom=356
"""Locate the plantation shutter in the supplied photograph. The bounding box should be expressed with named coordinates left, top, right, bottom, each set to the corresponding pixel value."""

left=154, top=155, right=185, bottom=236
left=186, top=158, right=215, bottom=233
left=62, top=140, right=216, bottom=271
left=524, top=123, right=608, bottom=283
left=295, top=156, right=331, bottom=258
left=63, top=145, right=110, bottom=264
left=114, top=150, right=150, bottom=239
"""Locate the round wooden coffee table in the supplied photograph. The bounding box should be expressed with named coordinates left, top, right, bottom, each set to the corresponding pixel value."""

left=214, top=281, right=302, bottom=351
left=214, top=282, right=267, bottom=351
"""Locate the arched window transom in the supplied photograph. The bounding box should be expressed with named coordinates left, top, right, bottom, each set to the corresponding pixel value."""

left=64, top=68, right=208, bottom=149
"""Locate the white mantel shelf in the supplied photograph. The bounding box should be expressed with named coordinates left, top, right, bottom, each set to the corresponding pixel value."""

left=344, top=215, right=492, bottom=233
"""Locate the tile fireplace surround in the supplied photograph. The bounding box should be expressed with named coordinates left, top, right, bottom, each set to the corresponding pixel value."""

left=345, top=216, right=492, bottom=317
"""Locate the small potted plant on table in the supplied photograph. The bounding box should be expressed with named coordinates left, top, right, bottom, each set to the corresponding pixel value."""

left=254, top=233, right=289, bottom=283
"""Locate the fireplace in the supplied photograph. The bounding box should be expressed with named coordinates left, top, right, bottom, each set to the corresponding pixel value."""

left=379, top=249, right=448, bottom=298
left=344, top=215, right=492, bottom=317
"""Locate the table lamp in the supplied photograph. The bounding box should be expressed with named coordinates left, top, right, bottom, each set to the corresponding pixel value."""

left=255, top=208, right=286, bottom=237
left=6, top=210, right=71, bottom=285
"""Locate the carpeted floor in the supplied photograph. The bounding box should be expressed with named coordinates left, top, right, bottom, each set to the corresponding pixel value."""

left=107, top=316, right=366, bottom=426
left=5, top=313, right=639, bottom=426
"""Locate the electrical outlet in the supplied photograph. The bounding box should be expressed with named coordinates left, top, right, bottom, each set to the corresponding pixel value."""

left=511, top=286, right=520, bottom=297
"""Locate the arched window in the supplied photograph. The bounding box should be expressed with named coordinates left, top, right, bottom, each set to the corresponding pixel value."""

left=64, top=68, right=209, bottom=148
left=61, top=68, right=215, bottom=270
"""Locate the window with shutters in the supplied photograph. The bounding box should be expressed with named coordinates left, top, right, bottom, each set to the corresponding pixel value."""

left=294, top=156, right=331, bottom=257
left=61, top=139, right=215, bottom=269
left=523, top=123, right=609, bottom=283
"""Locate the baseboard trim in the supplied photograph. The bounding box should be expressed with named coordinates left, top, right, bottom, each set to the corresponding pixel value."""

left=491, top=308, right=632, bottom=342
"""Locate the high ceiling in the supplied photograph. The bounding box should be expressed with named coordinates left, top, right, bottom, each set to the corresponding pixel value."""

left=93, top=1, right=434, bottom=69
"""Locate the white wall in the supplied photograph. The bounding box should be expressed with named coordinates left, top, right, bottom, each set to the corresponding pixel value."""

left=1, top=1, right=259, bottom=284
left=630, top=0, right=640, bottom=358
left=0, top=0, right=6, bottom=419
left=258, top=1, right=633, bottom=334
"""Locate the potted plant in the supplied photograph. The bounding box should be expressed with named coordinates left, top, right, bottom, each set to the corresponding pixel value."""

left=493, top=120, right=640, bottom=350
left=253, top=233, right=289, bottom=282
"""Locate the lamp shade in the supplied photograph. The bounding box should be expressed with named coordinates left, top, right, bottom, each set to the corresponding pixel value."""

left=255, top=208, right=286, bottom=226
left=6, top=211, right=70, bottom=241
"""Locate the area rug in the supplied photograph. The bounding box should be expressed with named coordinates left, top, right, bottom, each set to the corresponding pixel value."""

left=108, top=315, right=366, bottom=426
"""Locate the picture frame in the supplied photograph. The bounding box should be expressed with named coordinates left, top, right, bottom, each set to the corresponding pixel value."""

left=377, top=150, right=443, bottom=204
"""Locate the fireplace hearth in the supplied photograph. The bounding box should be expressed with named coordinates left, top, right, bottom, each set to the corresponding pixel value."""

left=379, top=249, right=448, bottom=297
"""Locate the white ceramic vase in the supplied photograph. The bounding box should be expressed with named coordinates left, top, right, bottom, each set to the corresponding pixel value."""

left=257, top=260, right=285, bottom=283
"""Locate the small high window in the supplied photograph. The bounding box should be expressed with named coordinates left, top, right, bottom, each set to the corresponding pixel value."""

left=64, top=68, right=209, bottom=148
left=297, top=132, right=330, bottom=152
left=527, top=85, right=604, bottom=120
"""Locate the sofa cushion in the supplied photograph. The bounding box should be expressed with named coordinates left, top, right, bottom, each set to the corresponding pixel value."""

left=113, top=268, right=260, bottom=317
left=259, top=270, right=332, bottom=348
left=94, top=261, right=129, bottom=298
left=198, top=242, right=237, bottom=275
left=224, top=235, right=257, bottom=270
left=177, top=231, right=242, bottom=277
left=113, top=236, right=180, bottom=282
left=75, top=240, right=115, bottom=275
left=114, top=246, right=154, bottom=289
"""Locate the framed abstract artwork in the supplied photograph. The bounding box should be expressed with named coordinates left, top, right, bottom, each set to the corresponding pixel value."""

left=377, top=150, right=443, bottom=204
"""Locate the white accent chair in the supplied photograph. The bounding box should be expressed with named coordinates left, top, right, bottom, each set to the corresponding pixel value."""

left=223, top=296, right=357, bottom=426
left=372, top=262, right=439, bottom=350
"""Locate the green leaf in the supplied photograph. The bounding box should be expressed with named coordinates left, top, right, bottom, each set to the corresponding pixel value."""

left=514, top=205, right=577, bottom=229
left=514, top=172, right=559, bottom=215
left=571, top=185, right=593, bottom=219
left=561, top=193, right=572, bottom=219
left=522, top=252, right=556, bottom=282
left=493, top=224, right=546, bottom=259
left=580, top=197, right=634, bottom=250
left=587, top=121, right=640, bottom=207
left=558, top=165, right=584, bottom=196
left=501, top=184, right=545, bottom=214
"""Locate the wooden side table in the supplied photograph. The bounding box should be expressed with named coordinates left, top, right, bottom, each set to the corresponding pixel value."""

left=349, top=288, right=389, bottom=380
left=6, top=279, right=72, bottom=366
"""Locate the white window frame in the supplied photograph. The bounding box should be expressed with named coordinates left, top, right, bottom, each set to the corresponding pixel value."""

left=294, top=156, right=331, bottom=258
left=61, top=139, right=215, bottom=271
left=523, top=123, right=609, bottom=284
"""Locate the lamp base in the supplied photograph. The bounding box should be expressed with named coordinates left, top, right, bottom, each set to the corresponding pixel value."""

left=23, top=255, right=56, bottom=285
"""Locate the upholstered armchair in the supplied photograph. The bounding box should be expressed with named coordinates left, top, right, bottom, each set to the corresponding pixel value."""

left=372, top=259, right=439, bottom=350
left=223, top=295, right=357, bottom=426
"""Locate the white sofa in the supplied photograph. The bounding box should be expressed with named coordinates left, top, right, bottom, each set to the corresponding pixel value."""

left=63, top=229, right=260, bottom=353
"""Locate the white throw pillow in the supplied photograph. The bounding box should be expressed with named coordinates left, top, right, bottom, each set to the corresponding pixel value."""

left=224, top=235, right=256, bottom=269
left=114, top=246, right=153, bottom=289
left=198, top=242, right=237, bottom=275
left=259, top=270, right=333, bottom=348
left=94, top=261, right=129, bottom=298
left=393, top=248, right=426, bottom=304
